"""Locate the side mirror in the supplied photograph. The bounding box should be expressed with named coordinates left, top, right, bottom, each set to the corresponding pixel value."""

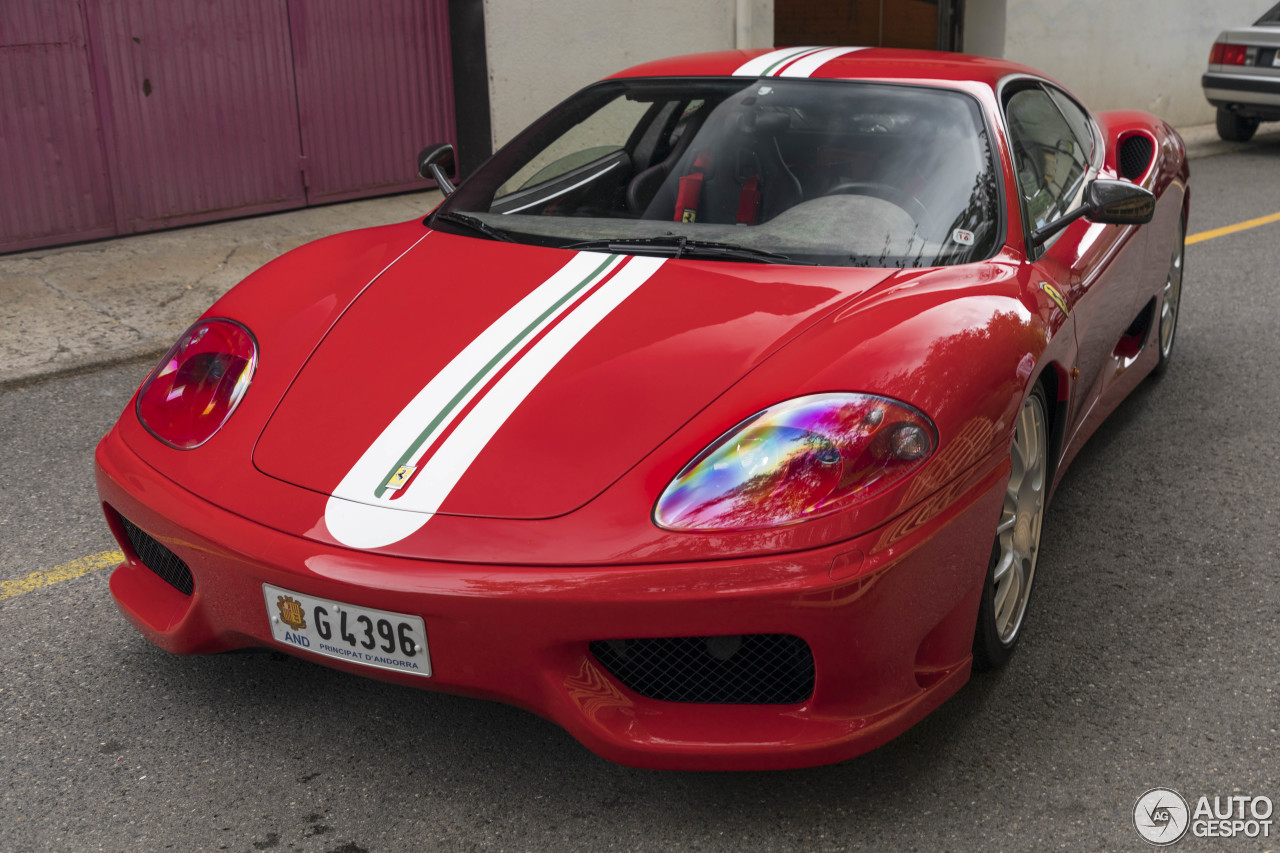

left=1031, top=178, right=1156, bottom=246
left=418, top=143, right=457, bottom=196
left=1085, top=178, right=1156, bottom=225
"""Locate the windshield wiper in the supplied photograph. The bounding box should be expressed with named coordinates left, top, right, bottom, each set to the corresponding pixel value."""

left=431, top=211, right=516, bottom=243
left=561, top=235, right=807, bottom=265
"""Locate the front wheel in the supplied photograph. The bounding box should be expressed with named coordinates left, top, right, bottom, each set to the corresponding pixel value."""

left=1216, top=107, right=1260, bottom=142
left=973, top=385, right=1048, bottom=670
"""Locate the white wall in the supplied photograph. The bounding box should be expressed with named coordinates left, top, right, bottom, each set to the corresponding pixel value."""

left=967, top=0, right=1271, bottom=126
left=484, top=0, right=1256, bottom=138
left=482, top=0, right=773, bottom=147
left=963, top=0, right=1006, bottom=59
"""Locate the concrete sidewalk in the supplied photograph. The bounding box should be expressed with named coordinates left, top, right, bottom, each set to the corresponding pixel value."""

left=0, top=189, right=443, bottom=389
left=0, top=122, right=1273, bottom=390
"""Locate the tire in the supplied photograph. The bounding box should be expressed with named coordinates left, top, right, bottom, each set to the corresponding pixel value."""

left=1216, top=107, right=1259, bottom=142
left=1151, top=212, right=1185, bottom=376
left=973, top=385, right=1048, bottom=671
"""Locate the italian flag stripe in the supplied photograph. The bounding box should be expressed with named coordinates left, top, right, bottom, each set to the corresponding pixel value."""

left=373, top=252, right=621, bottom=498
left=776, top=46, right=865, bottom=78
left=323, top=252, right=667, bottom=550
left=761, top=46, right=827, bottom=76
left=732, top=46, right=821, bottom=78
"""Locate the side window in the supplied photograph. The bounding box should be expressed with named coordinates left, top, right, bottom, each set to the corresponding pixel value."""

left=1004, top=86, right=1091, bottom=231
left=495, top=96, right=651, bottom=198
left=1046, top=87, right=1097, bottom=166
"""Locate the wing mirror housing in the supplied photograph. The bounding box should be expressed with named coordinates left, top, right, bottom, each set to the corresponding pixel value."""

left=418, top=143, right=457, bottom=196
left=1031, top=178, right=1156, bottom=247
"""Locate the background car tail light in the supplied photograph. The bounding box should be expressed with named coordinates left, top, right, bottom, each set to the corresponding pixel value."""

left=1210, top=42, right=1248, bottom=65
left=654, top=393, right=937, bottom=532
left=136, top=318, right=257, bottom=449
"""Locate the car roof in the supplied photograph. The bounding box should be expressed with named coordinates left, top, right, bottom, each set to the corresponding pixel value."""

left=609, top=47, right=1046, bottom=93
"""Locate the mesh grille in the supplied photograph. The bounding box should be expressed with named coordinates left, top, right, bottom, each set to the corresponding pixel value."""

left=119, top=516, right=194, bottom=595
left=1119, top=134, right=1154, bottom=181
left=589, top=634, right=815, bottom=704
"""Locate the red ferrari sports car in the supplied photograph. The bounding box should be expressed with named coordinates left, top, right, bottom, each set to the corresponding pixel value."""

left=95, top=47, right=1187, bottom=770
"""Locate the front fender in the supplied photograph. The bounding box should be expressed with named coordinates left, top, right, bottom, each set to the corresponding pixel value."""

left=119, top=219, right=429, bottom=489
left=659, top=255, right=1074, bottom=547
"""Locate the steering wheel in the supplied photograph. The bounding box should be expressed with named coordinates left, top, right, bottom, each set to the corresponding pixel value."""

left=824, top=181, right=928, bottom=223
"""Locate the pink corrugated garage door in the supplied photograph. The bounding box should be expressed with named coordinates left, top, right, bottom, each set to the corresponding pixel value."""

left=0, top=0, right=456, bottom=253
left=89, top=0, right=307, bottom=231
left=0, top=0, right=116, bottom=253
left=290, top=0, right=456, bottom=205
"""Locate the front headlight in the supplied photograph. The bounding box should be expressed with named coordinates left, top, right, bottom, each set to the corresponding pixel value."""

left=136, top=318, right=258, bottom=449
left=654, top=393, right=937, bottom=532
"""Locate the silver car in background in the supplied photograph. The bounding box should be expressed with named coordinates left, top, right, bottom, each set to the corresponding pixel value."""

left=1203, top=1, right=1280, bottom=140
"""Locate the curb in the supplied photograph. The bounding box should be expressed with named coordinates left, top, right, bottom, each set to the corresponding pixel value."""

left=1180, top=121, right=1280, bottom=160
left=0, top=343, right=166, bottom=393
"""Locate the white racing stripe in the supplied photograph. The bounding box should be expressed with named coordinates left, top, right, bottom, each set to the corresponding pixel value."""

left=392, top=254, right=666, bottom=517
left=775, top=46, right=865, bottom=77
left=327, top=251, right=620, bottom=510
left=732, top=46, right=822, bottom=77
left=325, top=253, right=666, bottom=549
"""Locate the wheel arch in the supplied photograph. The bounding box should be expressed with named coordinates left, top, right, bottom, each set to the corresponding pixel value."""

left=1034, top=361, right=1070, bottom=504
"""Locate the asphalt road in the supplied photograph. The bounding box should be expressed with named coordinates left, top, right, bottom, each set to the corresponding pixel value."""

left=3, top=145, right=1279, bottom=853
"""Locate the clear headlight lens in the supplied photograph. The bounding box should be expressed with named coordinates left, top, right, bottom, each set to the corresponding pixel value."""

left=654, top=393, right=937, bottom=532
left=136, top=318, right=257, bottom=449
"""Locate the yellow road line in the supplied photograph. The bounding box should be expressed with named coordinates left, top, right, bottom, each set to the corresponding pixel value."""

left=1, top=549, right=123, bottom=601
left=1188, top=211, right=1280, bottom=245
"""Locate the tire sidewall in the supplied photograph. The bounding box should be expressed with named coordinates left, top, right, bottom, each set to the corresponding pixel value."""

left=972, top=384, right=1048, bottom=671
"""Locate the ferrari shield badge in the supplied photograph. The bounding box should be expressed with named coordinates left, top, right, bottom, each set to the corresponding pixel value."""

left=1039, top=281, right=1069, bottom=315
left=276, top=595, right=306, bottom=631
left=385, top=465, right=415, bottom=491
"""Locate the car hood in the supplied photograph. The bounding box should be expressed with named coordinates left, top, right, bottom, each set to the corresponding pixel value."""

left=253, top=232, right=895, bottom=536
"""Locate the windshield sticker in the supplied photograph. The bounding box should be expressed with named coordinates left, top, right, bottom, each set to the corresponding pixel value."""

left=951, top=228, right=975, bottom=246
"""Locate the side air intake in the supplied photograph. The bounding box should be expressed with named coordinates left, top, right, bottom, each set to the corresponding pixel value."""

left=590, top=634, right=815, bottom=704
left=1118, top=134, right=1154, bottom=182
left=119, top=515, right=195, bottom=595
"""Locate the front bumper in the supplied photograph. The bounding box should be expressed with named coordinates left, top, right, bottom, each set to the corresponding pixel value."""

left=95, top=425, right=1006, bottom=770
left=1203, top=71, right=1280, bottom=113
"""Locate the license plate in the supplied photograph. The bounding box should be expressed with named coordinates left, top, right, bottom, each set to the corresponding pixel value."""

left=263, top=584, right=432, bottom=678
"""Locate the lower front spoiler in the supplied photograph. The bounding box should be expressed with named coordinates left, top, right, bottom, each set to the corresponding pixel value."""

left=95, top=427, right=1006, bottom=770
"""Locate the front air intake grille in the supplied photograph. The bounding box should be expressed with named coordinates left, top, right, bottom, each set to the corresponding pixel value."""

left=1119, top=134, right=1154, bottom=181
left=119, top=516, right=194, bottom=595
left=590, top=634, right=815, bottom=704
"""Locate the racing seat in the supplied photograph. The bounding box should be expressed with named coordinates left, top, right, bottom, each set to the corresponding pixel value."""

left=651, top=109, right=803, bottom=225
left=626, top=105, right=710, bottom=215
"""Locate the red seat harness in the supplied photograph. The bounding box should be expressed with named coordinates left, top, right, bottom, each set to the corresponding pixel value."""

left=673, top=151, right=762, bottom=226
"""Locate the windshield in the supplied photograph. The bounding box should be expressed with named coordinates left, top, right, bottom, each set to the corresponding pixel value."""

left=433, top=78, right=1002, bottom=267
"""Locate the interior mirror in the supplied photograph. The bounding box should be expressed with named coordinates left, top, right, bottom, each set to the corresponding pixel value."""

left=418, top=143, right=457, bottom=196
left=1031, top=178, right=1156, bottom=247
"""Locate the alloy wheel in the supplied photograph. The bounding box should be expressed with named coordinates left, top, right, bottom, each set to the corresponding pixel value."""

left=991, top=392, right=1047, bottom=643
